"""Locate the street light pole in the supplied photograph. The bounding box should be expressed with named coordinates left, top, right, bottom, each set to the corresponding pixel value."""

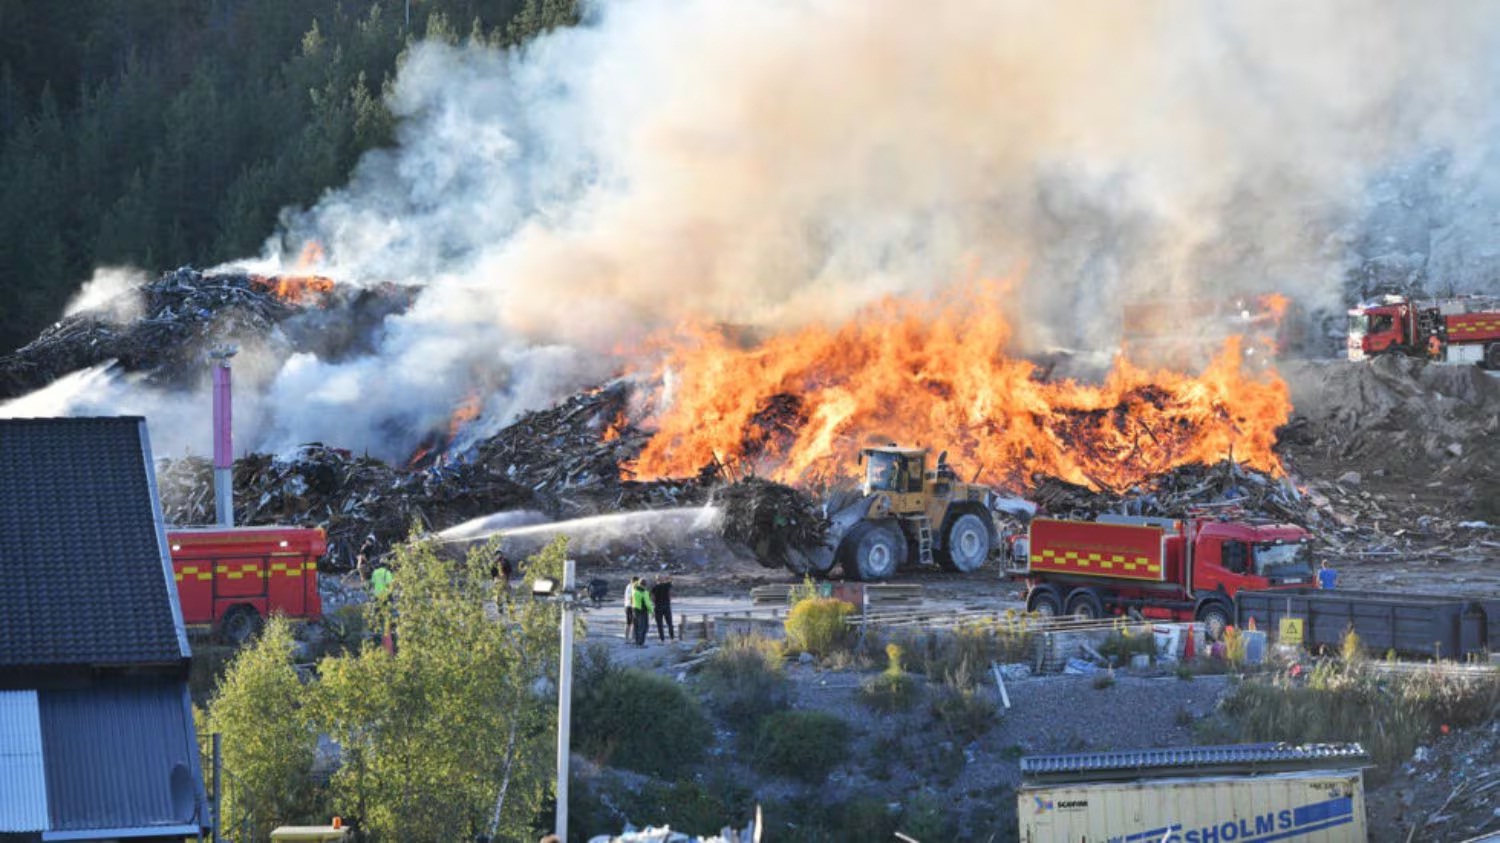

left=554, top=557, right=576, bottom=841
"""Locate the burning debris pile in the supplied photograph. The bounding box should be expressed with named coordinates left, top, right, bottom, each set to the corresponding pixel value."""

left=157, top=444, right=540, bottom=570
left=0, top=267, right=415, bottom=399
left=469, top=381, right=713, bottom=517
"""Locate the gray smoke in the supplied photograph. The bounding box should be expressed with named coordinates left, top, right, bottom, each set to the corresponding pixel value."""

left=24, top=0, right=1500, bottom=461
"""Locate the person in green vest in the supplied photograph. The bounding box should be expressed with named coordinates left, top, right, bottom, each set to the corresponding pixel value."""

left=371, top=559, right=394, bottom=600
left=631, top=579, right=655, bottom=647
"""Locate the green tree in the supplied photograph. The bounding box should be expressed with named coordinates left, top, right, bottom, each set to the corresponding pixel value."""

left=207, top=615, right=319, bottom=842
left=312, top=535, right=568, bottom=842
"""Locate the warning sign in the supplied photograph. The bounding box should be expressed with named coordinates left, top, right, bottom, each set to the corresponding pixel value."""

left=1279, top=617, right=1304, bottom=645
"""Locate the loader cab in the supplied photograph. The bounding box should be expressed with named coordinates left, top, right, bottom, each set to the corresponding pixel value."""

left=860, top=447, right=927, bottom=504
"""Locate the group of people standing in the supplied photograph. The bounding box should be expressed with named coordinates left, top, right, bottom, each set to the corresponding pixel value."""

left=624, top=575, right=674, bottom=646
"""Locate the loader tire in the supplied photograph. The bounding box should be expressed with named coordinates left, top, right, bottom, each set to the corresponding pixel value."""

left=1485, top=343, right=1500, bottom=370
left=839, top=522, right=907, bottom=582
left=220, top=604, right=264, bottom=647
left=940, top=511, right=992, bottom=573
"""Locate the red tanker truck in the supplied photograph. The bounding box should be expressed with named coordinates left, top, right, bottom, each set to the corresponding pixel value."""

left=1006, top=514, right=1313, bottom=637
left=1347, top=294, right=1500, bottom=369
left=168, top=525, right=327, bottom=644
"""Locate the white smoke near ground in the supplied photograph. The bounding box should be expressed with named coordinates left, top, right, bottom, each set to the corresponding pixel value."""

left=31, top=1, right=1500, bottom=461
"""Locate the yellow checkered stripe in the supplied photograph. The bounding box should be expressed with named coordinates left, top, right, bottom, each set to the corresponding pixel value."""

left=1036, top=548, right=1161, bottom=577
left=1449, top=320, right=1499, bottom=334
left=174, top=561, right=317, bottom=582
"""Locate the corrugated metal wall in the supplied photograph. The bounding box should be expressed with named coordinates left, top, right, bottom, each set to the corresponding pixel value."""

left=0, top=690, right=49, bottom=833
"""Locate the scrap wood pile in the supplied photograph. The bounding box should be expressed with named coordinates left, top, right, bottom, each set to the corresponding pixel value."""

left=472, top=380, right=712, bottom=516
left=712, top=477, right=829, bottom=569
left=157, top=443, right=539, bottom=571
left=0, top=267, right=416, bottom=399
left=1028, top=460, right=1304, bottom=523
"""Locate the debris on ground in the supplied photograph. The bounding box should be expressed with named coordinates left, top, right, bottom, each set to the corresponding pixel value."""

left=1372, top=719, right=1500, bottom=842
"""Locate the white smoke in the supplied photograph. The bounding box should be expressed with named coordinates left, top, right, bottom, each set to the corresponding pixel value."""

left=63, top=267, right=149, bottom=320
left=33, top=0, right=1500, bottom=460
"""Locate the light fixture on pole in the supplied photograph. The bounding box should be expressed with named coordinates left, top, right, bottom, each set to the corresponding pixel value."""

left=532, top=559, right=576, bottom=841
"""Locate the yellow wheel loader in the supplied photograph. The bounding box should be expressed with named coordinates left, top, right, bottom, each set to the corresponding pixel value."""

left=805, top=446, right=1031, bottom=581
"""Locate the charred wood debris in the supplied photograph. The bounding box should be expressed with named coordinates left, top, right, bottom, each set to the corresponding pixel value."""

left=10, top=268, right=1494, bottom=575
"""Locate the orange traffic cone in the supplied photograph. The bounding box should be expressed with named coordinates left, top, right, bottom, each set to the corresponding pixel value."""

left=1183, top=625, right=1197, bottom=662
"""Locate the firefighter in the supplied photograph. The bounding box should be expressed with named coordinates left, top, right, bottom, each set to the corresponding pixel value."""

left=1428, top=333, right=1443, bottom=361
left=623, top=577, right=639, bottom=640
left=631, top=579, right=655, bottom=646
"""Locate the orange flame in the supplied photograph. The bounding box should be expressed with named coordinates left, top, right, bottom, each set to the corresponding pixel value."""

left=448, top=390, right=484, bottom=443
left=628, top=280, right=1290, bottom=490
left=295, top=241, right=326, bottom=270
left=250, top=274, right=336, bottom=304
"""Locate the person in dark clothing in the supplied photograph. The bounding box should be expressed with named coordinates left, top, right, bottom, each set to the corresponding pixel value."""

left=650, top=575, right=675, bottom=642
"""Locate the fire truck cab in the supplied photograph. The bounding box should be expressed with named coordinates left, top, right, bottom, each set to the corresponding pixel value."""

left=1007, top=515, right=1312, bottom=637
left=168, top=525, right=327, bottom=645
left=1348, top=294, right=1500, bottom=368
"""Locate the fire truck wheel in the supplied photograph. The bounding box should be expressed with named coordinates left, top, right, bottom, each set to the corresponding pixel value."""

left=1196, top=601, right=1232, bottom=641
left=1026, top=586, right=1062, bottom=617
left=1065, top=589, right=1105, bottom=620
left=221, top=605, right=264, bottom=647
left=940, top=511, right=992, bottom=573
left=839, top=521, right=907, bottom=582
left=1485, top=343, right=1500, bottom=370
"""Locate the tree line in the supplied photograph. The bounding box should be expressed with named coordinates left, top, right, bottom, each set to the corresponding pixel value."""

left=0, top=0, right=577, bottom=355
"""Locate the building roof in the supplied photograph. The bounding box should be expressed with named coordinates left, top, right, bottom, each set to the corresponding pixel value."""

left=1021, top=742, right=1371, bottom=784
left=0, top=678, right=207, bottom=836
left=0, top=417, right=188, bottom=668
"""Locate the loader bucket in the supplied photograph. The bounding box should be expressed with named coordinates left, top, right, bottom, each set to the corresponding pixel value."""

left=802, top=494, right=875, bottom=575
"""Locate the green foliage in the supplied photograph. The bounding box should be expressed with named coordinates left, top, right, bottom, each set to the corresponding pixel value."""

left=207, top=616, right=319, bottom=841
left=1223, top=626, right=1248, bottom=669
left=894, top=615, right=1035, bottom=687
left=859, top=643, right=921, bottom=713
left=752, top=710, right=850, bottom=783
left=573, top=775, right=755, bottom=840
left=784, top=597, right=852, bottom=656
left=697, top=633, right=789, bottom=725
left=1097, top=628, right=1158, bottom=666
left=574, top=653, right=712, bottom=776
left=929, top=662, right=994, bottom=743
left=311, top=535, right=567, bottom=843
left=1221, top=661, right=1500, bottom=779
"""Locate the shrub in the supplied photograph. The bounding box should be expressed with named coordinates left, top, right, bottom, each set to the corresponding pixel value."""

left=1220, top=662, right=1500, bottom=780
left=574, top=656, right=712, bottom=776
left=859, top=643, right=921, bottom=713
left=1092, top=672, right=1116, bottom=690
left=1098, top=628, right=1157, bottom=666
left=753, top=710, right=850, bottom=782
left=930, top=664, right=994, bottom=743
left=698, top=633, right=789, bottom=724
left=894, top=617, right=1035, bottom=688
left=1222, top=626, right=1247, bottom=669
left=785, top=597, right=852, bottom=656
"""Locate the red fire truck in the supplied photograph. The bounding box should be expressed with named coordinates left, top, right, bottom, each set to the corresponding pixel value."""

left=168, top=526, right=327, bottom=644
left=1347, top=294, right=1500, bottom=369
left=1006, top=515, right=1312, bottom=637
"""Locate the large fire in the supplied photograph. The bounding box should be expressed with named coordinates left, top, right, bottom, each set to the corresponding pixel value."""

left=627, top=281, right=1290, bottom=491
left=249, top=274, right=336, bottom=304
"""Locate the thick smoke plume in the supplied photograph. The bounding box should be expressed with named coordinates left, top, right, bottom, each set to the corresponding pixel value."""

left=21, top=1, right=1500, bottom=461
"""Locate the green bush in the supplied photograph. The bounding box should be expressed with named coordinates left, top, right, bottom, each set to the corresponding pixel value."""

left=894, top=617, right=1035, bottom=688
left=784, top=597, right=852, bottom=656
left=698, top=633, right=789, bottom=724
left=930, top=665, right=995, bottom=743
left=1097, top=629, right=1157, bottom=666
left=574, top=653, right=712, bottom=776
left=753, top=710, right=850, bottom=782
left=859, top=643, right=921, bottom=713
left=1221, top=662, right=1500, bottom=780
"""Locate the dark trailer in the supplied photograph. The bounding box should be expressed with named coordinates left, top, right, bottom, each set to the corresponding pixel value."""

left=1236, top=588, right=1499, bottom=660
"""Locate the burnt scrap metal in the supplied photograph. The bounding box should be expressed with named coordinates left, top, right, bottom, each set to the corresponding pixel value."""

left=158, top=443, right=540, bottom=571
left=0, top=267, right=416, bottom=399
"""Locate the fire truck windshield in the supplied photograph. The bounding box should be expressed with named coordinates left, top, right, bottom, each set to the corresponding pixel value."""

left=1347, top=313, right=1368, bottom=337
left=1254, top=541, right=1312, bottom=580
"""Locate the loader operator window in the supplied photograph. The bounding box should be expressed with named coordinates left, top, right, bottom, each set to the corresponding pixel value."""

left=866, top=452, right=902, bottom=492
left=1254, top=542, right=1312, bottom=581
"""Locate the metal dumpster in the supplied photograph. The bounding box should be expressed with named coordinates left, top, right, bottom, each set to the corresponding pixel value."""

left=1236, top=588, right=1497, bottom=660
